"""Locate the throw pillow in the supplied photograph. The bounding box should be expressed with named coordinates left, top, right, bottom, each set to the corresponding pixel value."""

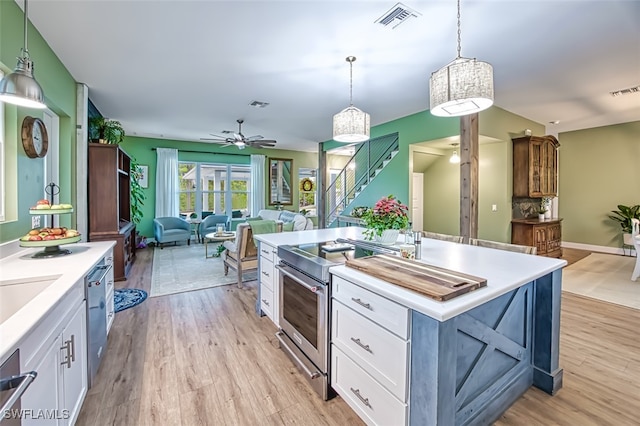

left=282, top=221, right=294, bottom=232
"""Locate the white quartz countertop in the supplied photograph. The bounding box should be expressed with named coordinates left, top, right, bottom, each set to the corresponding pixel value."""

left=254, top=226, right=366, bottom=246
left=0, top=241, right=115, bottom=362
left=255, top=227, right=567, bottom=321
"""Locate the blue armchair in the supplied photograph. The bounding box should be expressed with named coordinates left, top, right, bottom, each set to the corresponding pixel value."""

left=198, top=214, right=231, bottom=241
left=153, top=217, right=191, bottom=249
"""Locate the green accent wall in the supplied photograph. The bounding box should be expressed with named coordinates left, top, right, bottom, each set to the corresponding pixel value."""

left=1, top=0, right=77, bottom=243
left=120, top=136, right=318, bottom=238
left=559, top=121, right=640, bottom=248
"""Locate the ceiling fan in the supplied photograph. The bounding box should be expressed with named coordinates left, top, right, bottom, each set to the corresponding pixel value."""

left=200, top=119, right=277, bottom=149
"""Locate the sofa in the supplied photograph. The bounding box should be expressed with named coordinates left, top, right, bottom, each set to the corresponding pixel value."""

left=257, top=209, right=313, bottom=231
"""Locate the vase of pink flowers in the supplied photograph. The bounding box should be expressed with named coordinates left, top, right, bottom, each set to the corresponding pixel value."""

left=362, top=195, right=409, bottom=244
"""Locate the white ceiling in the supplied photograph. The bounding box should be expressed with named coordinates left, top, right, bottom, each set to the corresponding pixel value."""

left=23, top=0, right=640, bottom=152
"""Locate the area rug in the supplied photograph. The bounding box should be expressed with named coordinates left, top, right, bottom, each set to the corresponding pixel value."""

left=114, top=288, right=148, bottom=313
left=562, top=253, right=639, bottom=309
left=150, top=243, right=257, bottom=297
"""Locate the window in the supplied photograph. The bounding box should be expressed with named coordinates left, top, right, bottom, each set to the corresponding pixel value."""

left=178, top=162, right=251, bottom=219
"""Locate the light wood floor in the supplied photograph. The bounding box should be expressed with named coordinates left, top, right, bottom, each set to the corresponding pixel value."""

left=77, top=247, right=639, bottom=425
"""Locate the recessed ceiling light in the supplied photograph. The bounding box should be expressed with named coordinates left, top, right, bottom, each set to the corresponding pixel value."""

left=549, top=120, right=560, bottom=125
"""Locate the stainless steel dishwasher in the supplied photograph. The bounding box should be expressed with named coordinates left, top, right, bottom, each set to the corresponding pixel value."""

left=85, top=261, right=111, bottom=388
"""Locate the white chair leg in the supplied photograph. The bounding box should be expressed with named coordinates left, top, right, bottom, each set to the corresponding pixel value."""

left=632, top=256, right=640, bottom=282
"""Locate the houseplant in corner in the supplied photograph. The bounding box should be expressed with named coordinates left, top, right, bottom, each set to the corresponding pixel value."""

left=608, top=204, right=640, bottom=245
left=362, top=194, right=409, bottom=244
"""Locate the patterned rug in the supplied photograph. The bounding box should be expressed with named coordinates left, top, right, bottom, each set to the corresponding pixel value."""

left=114, top=288, right=148, bottom=313
left=150, top=243, right=257, bottom=297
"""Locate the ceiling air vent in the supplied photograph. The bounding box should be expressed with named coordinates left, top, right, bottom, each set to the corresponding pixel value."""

left=610, top=85, right=640, bottom=97
left=375, top=2, right=421, bottom=29
left=249, top=100, right=270, bottom=108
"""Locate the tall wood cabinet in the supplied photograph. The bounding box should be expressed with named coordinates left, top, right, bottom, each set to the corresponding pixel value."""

left=512, top=135, right=560, bottom=197
left=511, top=218, right=563, bottom=258
left=88, top=144, right=135, bottom=281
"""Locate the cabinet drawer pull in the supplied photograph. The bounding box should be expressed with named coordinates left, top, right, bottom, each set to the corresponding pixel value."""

left=261, top=249, right=270, bottom=255
left=262, top=271, right=269, bottom=277
left=350, top=337, right=373, bottom=354
left=350, top=387, right=372, bottom=409
left=351, top=297, right=372, bottom=310
left=261, top=298, right=270, bottom=307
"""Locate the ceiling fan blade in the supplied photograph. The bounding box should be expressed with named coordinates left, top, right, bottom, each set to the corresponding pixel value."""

left=251, top=139, right=277, bottom=144
left=245, top=135, right=264, bottom=141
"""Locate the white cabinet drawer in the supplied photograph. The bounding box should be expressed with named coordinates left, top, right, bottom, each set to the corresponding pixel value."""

left=332, top=276, right=409, bottom=339
left=259, top=242, right=275, bottom=263
left=260, top=257, right=275, bottom=291
left=260, top=284, right=274, bottom=320
left=331, top=345, right=407, bottom=426
left=332, top=300, right=408, bottom=401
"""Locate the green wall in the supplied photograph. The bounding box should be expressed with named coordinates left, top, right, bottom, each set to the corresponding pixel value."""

left=559, top=121, right=640, bottom=248
left=0, top=0, right=78, bottom=243
left=120, top=136, right=318, bottom=238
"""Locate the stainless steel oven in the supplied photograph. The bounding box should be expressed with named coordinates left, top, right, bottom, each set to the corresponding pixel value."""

left=275, top=240, right=397, bottom=400
left=276, top=263, right=329, bottom=398
left=0, top=350, right=37, bottom=425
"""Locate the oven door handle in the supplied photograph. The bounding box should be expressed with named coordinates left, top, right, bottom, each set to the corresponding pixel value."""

left=0, top=371, right=37, bottom=414
left=275, top=265, right=324, bottom=294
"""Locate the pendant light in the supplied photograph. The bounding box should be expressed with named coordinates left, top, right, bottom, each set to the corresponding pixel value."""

left=429, top=0, right=493, bottom=117
left=449, top=143, right=460, bottom=164
left=0, top=0, right=46, bottom=109
left=333, top=56, right=370, bottom=143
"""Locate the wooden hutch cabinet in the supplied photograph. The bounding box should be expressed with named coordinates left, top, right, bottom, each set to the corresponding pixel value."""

left=512, top=135, right=559, bottom=197
left=511, top=218, right=563, bottom=258
left=88, top=144, right=136, bottom=280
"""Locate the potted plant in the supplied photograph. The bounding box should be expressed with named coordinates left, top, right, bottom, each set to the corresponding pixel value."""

left=129, top=157, right=147, bottom=225
left=362, top=194, right=409, bottom=244
left=89, top=116, right=125, bottom=144
left=608, top=204, right=640, bottom=245
left=537, top=200, right=548, bottom=221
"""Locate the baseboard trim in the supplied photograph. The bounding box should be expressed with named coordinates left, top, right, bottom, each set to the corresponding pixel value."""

left=562, top=241, right=637, bottom=257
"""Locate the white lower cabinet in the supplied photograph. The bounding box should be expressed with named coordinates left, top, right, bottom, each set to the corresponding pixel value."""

left=331, top=276, right=410, bottom=426
left=21, top=291, right=88, bottom=426
left=258, top=242, right=279, bottom=325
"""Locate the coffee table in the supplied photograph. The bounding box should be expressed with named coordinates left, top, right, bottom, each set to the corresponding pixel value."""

left=204, top=232, right=236, bottom=258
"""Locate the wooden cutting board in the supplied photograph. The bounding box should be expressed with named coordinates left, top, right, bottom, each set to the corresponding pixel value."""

left=345, top=255, right=487, bottom=301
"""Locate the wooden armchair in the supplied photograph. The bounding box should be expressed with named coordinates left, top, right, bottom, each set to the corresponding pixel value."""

left=422, top=231, right=464, bottom=243
left=222, top=222, right=281, bottom=288
left=469, top=238, right=537, bottom=255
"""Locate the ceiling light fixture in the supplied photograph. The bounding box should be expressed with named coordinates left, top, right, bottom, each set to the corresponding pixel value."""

left=333, top=56, right=370, bottom=143
left=429, top=0, right=493, bottom=117
left=0, top=0, right=46, bottom=109
left=449, top=143, right=460, bottom=164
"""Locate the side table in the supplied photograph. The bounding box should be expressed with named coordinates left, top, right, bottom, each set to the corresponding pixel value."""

left=204, top=232, right=236, bottom=258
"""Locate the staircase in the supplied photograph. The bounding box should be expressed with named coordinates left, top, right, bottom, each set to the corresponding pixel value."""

left=326, top=133, right=399, bottom=226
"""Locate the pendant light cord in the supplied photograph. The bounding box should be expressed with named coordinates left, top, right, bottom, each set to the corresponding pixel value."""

left=346, top=56, right=356, bottom=107
left=22, top=0, right=30, bottom=59
left=456, top=0, right=462, bottom=59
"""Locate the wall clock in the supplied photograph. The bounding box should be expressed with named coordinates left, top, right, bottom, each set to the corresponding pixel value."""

left=21, top=116, right=49, bottom=158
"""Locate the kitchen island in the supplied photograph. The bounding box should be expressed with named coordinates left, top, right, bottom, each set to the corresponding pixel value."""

left=254, top=228, right=566, bottom=425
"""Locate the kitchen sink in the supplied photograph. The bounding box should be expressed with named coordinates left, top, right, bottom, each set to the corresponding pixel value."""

left=0, top=275, right=61, bottom=324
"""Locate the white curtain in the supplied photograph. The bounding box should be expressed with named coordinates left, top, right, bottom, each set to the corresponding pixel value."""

left=155, top=148, right=179, bottom=217
left=250, top=154, right=265, bottom=216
